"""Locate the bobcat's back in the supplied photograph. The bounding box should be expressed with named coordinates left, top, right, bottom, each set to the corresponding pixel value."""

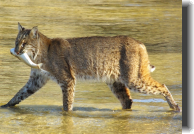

left=63, top=36, right=144, bottom=82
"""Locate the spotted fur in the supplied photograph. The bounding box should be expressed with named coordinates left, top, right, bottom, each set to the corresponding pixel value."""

left=1, top=23, right=180, bottom=112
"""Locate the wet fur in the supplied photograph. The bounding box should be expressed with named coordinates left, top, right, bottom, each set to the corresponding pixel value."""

left=1, top=23, right=180, bottom=112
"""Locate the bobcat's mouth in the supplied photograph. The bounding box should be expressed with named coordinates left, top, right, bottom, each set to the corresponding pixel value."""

left=10, top=48, right=42, bottom=69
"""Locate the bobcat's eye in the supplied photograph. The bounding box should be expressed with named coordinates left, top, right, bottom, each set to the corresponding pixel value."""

left=21, top=42, right=26, bottom=48
left=21, top=39, right=27, bottom=47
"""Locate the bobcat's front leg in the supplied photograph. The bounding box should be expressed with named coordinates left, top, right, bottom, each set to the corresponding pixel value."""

left=1, top=69, right=49, bottom=107
left=60, top=78, right=75, bottom=111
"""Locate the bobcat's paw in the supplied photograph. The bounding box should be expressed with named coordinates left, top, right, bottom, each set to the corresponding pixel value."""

left=1, top=104, right=9, bottom=108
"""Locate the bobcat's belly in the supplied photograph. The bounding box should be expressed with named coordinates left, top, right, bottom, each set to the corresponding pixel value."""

left=75, top=68, right=120, bottom=83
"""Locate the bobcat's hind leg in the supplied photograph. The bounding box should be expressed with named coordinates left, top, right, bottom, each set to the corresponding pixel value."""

left=1, top=69, right=49, bottom=107
left=126, top=78, right=180, bottom=112
left=162, top=84, right=181, bottom=112
left=107, top=82, right=133, bottom=109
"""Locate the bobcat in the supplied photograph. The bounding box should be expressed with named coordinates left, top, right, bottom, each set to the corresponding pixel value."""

left=1, top=23, right=180, bottom=112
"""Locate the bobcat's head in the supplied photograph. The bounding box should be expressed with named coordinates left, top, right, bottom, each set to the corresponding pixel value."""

left=15, top=23, right=39, bottom=60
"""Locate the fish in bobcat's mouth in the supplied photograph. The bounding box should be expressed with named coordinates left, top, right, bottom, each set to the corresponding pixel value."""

left=10, top=48, right=42, bottom=69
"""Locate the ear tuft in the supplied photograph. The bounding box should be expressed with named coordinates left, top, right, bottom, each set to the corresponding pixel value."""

left=18, top=22, right=25, bottom=32
left=30, top=26, right=38, bottom=39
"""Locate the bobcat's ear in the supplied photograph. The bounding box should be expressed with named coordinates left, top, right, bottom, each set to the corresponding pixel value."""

left=18, top=22, right=25, bottom=32
left=30, top=26, right=38, bottom=39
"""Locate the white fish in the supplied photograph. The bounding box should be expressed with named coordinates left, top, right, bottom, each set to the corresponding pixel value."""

left=10, top=48, right=43, bottom=69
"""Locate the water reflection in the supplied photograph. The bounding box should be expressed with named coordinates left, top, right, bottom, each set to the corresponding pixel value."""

left=0, top=104, right=182, bottom=133
left=0, top=0, right=181, bottom=133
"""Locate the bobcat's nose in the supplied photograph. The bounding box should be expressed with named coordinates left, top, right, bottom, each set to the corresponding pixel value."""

left=10, top=48, right=20, bottom=55
left=14, top=49, right=20, bottom=55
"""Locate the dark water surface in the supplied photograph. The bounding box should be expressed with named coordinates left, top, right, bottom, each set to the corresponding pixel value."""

left=0, top=0, right=182, bottom=133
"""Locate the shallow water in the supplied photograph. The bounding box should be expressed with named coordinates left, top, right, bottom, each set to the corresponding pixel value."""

left=0, top=0, right=182, bottom=134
